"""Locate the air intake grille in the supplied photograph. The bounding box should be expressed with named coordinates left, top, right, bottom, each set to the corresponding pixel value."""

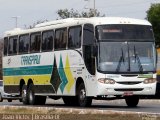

left=114, top=88, right=143, bottom=91
left=116, top=82, right=142, bottom=85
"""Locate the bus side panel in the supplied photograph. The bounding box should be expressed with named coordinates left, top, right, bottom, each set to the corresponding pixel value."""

left=54, top=50, right=97, bottom=97
left=3, top=52, right=55, bottom=94
left=54, top=50, right=81, bottom=96
left=3, top=50, right=97, bottom=97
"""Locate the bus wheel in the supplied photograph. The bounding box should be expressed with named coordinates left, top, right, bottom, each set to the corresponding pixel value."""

left=8, top=99, right=12, bottom=102
left=125, top=96, right=139, bottom=107
left=77, top=83, right=92, bottom=107
left=28, top=83, right=37, bottom=105
left=21, top=84, right=28, bottom=105
left=0, top=93, right=3, bottom=102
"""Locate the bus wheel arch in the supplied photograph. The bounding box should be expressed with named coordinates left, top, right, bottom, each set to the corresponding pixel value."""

left=27, top=79, right=33, bottom=88
left=76, top=77, right=84, bottom=94
left=19, top=79, right=25, bottom=93
left=20, top=79, right=33, bottom=104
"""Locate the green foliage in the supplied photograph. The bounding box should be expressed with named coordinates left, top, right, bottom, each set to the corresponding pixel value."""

left=147, top=4, right=160, bottom=46
left=57, top=8, right=105, bottom=19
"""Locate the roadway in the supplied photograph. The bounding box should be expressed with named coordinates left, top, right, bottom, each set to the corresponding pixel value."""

left=0, top=98, right=160, bottom=114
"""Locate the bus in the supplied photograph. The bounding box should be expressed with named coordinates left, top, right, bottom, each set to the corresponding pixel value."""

left=3, top=17, right=157, bottom=107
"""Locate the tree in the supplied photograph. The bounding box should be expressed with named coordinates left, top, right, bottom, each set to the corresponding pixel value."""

left=147, top=4, right=160, bottom=46
left=57, top=8, right=105, bottom=19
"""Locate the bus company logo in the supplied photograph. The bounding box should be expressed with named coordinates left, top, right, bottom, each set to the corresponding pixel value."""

left=21, top=55, right=41, bottom=65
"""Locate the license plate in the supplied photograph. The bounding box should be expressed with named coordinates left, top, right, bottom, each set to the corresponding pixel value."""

left=123, top=91, right=133, bottom=96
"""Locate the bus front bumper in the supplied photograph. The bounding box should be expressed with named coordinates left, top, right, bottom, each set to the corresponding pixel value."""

left=96, top=82, right=156, bottom=96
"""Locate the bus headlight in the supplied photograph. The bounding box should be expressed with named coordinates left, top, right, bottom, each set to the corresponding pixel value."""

left=143, top=78, right=156, bottom=84
left=98, top=78, right=115, bottom=84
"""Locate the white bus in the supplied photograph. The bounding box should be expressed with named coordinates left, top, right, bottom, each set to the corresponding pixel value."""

left=3, top=17, right=157, bottom=107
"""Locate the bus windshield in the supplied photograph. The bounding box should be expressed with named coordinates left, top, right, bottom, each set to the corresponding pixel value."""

left=96, top=24, right=154, bottom=41
left=98, top=42, right=156, bottom=73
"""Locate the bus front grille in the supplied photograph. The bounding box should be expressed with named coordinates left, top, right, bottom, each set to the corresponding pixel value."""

left=116, top=82, right=142, bottom=85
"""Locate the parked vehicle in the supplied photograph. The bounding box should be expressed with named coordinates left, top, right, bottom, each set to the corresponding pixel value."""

left=0, top=80, right=13, bottom=102
left=0, top=80, right=3, bottom=102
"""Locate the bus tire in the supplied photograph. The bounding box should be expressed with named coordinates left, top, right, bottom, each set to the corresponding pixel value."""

left=77, top=83, right=92, bottom=107
left=0, top=93, right=3, bottom=102
left=21, top=84, right=28, bottom=105
left=8, top=99, right=12, bottom=102
left=28, top=83, right=37, bottom=105
left=125, top=96, right=139, bottom=107
left=28, top=83, right=46, bottom=105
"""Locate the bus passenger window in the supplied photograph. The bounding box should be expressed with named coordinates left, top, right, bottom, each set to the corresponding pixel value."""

left=4, top=37, right=8, bottom=56
left=68, top=26, right=82, bottom=49
left=8, top=36, right=18, bottom=55
left=19, top=34, right=29, bottom=53
left=30, top=32, right=41, bottom=52
left=42, top=31, right=54, bottom=51
left=55, top=28, right=67, bottom=50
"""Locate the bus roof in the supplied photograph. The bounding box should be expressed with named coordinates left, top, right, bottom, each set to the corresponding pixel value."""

left=4, top=17, right=151, bottom=37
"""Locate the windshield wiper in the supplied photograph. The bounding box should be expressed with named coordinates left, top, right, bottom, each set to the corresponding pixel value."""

left=134, top=46, right=143, bottom=72
left=116, top=48, right=125, bottom=72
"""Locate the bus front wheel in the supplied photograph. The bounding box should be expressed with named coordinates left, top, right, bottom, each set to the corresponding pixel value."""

left=125, top=96, right=139, bottom=107
left=77, top=83, right=92, bottom=107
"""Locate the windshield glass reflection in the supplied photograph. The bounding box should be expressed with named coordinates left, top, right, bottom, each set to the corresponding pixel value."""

left=98, top=42, right=155, bottom=73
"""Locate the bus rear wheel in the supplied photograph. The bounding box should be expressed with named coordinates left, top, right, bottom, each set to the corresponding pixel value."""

left=21, top=84, right=28, bottom=105
left=28, top=83, right=46, bottom=105
left=125, top=96, right=139, bottom=107
left=77, top=83, right=92, bottom=107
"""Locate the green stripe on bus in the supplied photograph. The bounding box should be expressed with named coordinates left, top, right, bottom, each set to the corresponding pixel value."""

left=3, top=65, right=53, bottom=76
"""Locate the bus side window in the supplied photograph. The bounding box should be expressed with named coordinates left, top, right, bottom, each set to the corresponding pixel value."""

left=42, top=30, right=54, bottom=51
left=55, top=28, right=67, bottom=50
left=83, top=24, right=95, bottom=75
left=19, top=34, right=29, bottom=54
left=68, top=26, right=82, bottom=49
left=8, top=36, right=18, bottom=55
left=30, top=32, right=41, bottom=53
left=4, top=37, right=8, bottom=56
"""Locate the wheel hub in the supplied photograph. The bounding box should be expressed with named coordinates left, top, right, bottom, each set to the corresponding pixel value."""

left=80, top=89, right=86, bottom=101
left=29, top=91, right=33, bottom=102
left=22, top=90, right=26, bottom=101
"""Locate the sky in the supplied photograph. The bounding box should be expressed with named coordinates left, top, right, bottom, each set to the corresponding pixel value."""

left=0, top=0, right=160, bottom=37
